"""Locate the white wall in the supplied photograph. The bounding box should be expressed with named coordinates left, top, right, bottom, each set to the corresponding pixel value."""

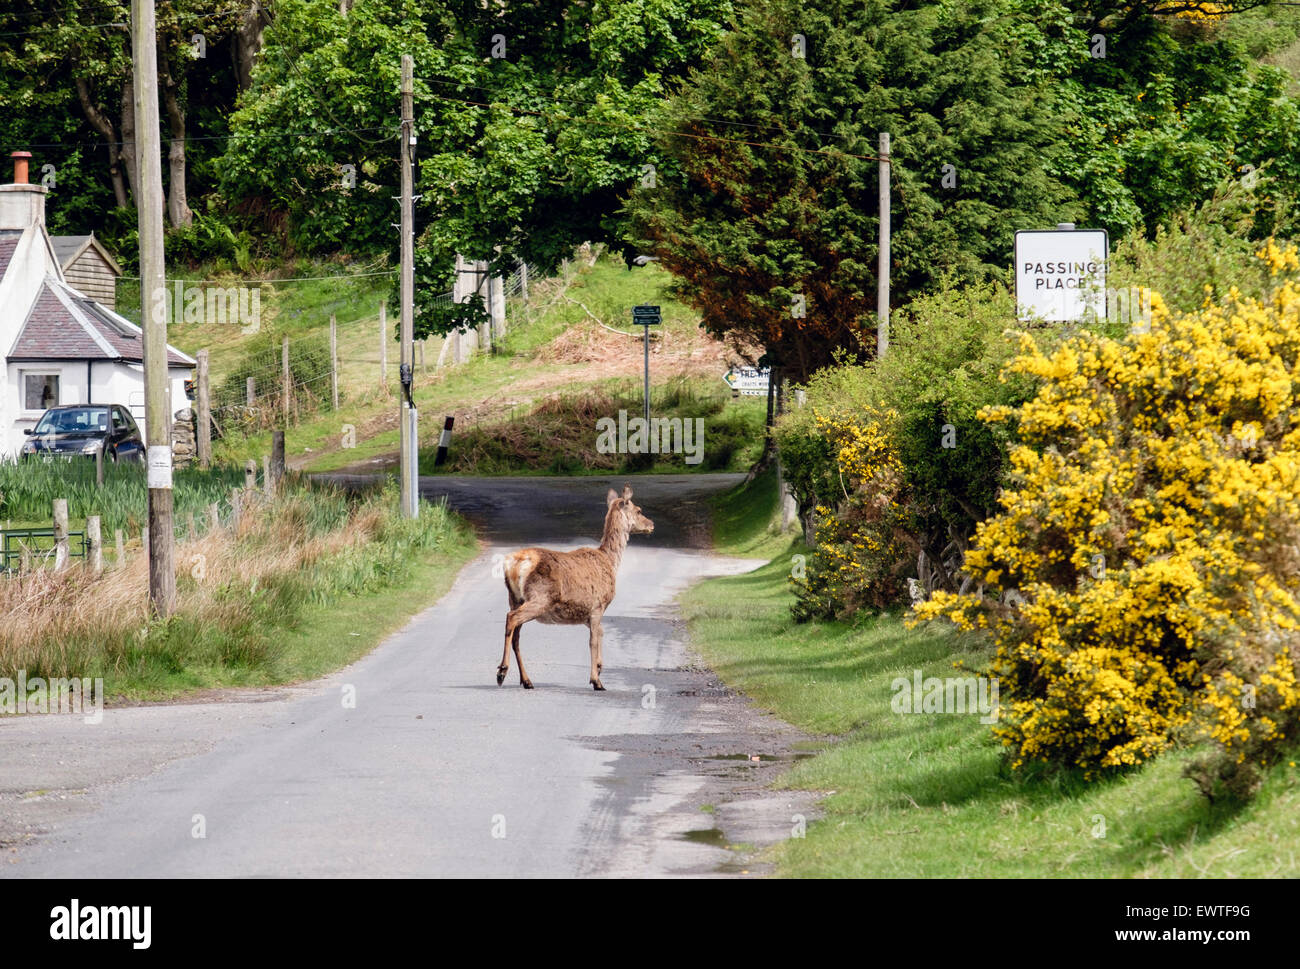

left=3, top=360, right=192, bottom=456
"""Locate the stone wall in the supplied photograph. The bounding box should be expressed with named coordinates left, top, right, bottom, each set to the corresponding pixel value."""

left=172, top=407, right=196, bottom=467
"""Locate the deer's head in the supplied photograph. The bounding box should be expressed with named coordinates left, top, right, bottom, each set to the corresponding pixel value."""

left=606, top=484, right=654, bottom=536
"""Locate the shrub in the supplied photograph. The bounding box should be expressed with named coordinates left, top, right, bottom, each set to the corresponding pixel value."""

left=789, top=404, right=912, bottom=620
left=913, top=241, right=1300, bottom=798
left=779, top=279, right=1044, bottom=618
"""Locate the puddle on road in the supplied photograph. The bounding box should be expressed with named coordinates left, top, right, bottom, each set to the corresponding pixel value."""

left=681, top=827, right=729, bottom=848
left=704, top=752, right=816, bottom=763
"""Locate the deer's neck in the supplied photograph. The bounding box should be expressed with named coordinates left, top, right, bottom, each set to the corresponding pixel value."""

left=599, top=519, right=631, bottom=570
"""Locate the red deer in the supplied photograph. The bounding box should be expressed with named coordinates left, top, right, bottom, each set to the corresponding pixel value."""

left=498, top=484, right=654, bottom=690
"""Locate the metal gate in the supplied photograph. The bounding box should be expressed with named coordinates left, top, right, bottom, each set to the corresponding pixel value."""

left=0, top=528, right=89, bottom=572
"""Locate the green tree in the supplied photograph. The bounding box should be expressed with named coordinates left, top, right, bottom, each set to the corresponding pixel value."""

left=625, top=0, right=1079, bottom=382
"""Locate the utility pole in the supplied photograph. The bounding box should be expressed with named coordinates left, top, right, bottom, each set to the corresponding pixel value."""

left=877, top=132, right=891, bottom=359
left=398, top=54, right=417, bottom=518
left=133, top=0, right=174, bottom=615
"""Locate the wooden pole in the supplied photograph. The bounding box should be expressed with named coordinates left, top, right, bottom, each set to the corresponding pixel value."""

left=196, top=348, right=211, bottom=468
left=329, top=314, right=339, bottom=410
left=133, top=0, right=175, bottom=614
left=53, top=498, right=69, bottom=572
left=878, top=131, right=891, bottom=359
left=271, top=430, right=285, bottom=494
left=246, top=375, right=255, bottom=407
left=399, top=55, right=416, bottom=518
left=263, top=455, right=273, bottom=497
left=95, top=441, right=104, bottom=486
left=379, top=300, right=389, bottom=387
left=87, top=515, right=103, bottom=575
left=244, top=459, right=257, bottom=490
left=208, top=502, right=220, bottom=531
left=281, top=334, right=291, bottom=426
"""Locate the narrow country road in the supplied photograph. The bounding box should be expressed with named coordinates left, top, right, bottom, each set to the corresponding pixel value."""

left=0, top=474, right=815, bottom=878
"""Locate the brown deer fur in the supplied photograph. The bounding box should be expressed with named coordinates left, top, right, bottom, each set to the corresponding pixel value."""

left=498, top=484, right=654, bottom=690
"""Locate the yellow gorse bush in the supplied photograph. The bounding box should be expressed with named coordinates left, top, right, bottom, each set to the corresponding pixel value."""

left=791, top=405, right=911, bottom=618
left=912, top=241, right=1300, bottom=795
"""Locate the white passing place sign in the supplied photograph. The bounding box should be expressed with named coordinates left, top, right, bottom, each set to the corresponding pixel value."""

left=723, top=367, right=771, bottom=396
left=1014, top=228, right=1109, bottom=322
left=147, top=445, right=173, bottom=490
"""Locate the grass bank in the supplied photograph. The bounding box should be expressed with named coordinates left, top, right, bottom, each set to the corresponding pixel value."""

left=0, top=479, right=477, bottom=701
left=426, top=380, right=767, bottom=476
left=684, top=479, right=1300, bottom=877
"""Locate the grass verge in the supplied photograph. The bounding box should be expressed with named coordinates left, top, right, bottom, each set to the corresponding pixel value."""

left=684, top=487, right=1300, bottom=877
left=0, top=480, right=477, bottom=701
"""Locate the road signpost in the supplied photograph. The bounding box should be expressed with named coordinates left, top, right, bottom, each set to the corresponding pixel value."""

left=633, top=304, right=661, bottom=423
left=723, top=366, right=771, bottom=397
left=1014, top=226, right=1109, bottom=323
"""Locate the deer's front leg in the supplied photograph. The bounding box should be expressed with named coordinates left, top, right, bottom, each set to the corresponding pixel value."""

left=588, top=611, right=605, bottom=691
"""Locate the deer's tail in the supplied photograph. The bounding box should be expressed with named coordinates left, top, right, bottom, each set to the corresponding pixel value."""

left=503, top=550, right=537, bottom=603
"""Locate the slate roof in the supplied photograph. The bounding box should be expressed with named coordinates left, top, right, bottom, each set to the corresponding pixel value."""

left=50, top=235, right=90, bottom=265
left=49, top=234, right=122, bottom=274
left=7, top=277, right=194, bottom=367
left=0, top=237, right=17, bottom=281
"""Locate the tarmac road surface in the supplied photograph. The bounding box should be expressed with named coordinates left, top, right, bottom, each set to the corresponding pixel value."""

left=0, top=474, right=817, bottom=878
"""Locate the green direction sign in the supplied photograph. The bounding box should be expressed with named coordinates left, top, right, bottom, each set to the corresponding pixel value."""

left=632, top=304, right=661, bottom=325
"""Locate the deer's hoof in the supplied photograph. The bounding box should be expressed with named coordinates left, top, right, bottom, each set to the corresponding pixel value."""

left=591, top=680, right=605, bottom=691
left=496, top=667, right=507, bottom=686
left=521, top=679, right=534, bottom=690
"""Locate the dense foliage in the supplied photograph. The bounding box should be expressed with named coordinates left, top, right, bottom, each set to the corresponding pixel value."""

left=914, top=243, right=1300, bottom=799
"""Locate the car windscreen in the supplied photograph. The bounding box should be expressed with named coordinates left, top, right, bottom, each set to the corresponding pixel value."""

left=33, top=408, right=110, bottom=434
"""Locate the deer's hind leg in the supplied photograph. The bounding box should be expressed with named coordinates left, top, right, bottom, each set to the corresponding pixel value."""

left=503, top=598, right=547, bottom=689
left=497, top=589, right=522, bottom=686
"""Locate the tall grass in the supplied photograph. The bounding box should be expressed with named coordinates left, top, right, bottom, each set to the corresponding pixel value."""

left=0, top=480, right=472, bottom=690
left=0, top=458, right=243, bottom=533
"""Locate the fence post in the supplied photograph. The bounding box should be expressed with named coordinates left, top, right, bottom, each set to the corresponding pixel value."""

left=187, top=510, right=197, bottom=541
left=281, top=334, right=291, bottom=426
left=196, top=348, right=212, bottom=468
left=271, top=430, right=285, bottom=493
left=245, top=459, right=257, bottom=490
left=231, top=488, right=242, bottom=531
left=246, top=375, right=255, bottom=407
left=87, top=515, right=103, bottom=575
left=95, top=441, right=104, bottom=486
left=263, top=455, right=273, bottom=497
left=209, top=503, right=220, bottom=531
left=489, top=271, right=506, bottom=341
left=330, top=314, right=340, bottom=410
left=519, top=260, right=528, bottom=302
left=114, top=528, right=124, bottom=568
left=53, top=498, right=69, bottom=571
left=379, top=300, right=389, bottom=388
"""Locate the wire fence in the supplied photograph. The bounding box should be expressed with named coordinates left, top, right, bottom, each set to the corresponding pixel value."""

left=202, top=260, right=545, bottom=434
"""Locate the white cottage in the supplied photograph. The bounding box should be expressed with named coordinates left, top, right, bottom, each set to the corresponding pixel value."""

left=0, top=151, right=193, bottom=457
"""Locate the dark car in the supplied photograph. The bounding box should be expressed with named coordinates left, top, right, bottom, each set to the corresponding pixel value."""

left=21, top=405, right=145, bottom=463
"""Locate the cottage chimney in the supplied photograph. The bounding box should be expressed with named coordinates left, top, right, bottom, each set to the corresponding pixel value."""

left=12, top=151, right=31, bottom=185
left=0, top=149, right=46, bottom=230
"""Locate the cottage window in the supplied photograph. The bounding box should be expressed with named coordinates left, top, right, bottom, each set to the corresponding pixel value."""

left=22, top=372, right=59, bottom=412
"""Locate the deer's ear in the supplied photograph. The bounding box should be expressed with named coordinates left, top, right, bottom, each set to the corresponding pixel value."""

left=607, top=488, right=620, bottom=508
left=622, top=484, right=633, bottom=499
